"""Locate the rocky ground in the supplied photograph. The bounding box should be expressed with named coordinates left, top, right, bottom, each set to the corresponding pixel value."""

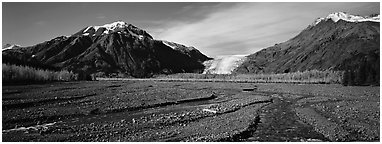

left=2, top=81, right=380, bottom=142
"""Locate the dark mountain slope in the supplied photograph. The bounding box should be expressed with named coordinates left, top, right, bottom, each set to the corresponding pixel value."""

left=234, top=12, right=380, bottom=85
left=235, top=20, right=379, bottom=73
left=234, top=13, right=379, bottom=85
left=162, top=40, right=212, bottom=62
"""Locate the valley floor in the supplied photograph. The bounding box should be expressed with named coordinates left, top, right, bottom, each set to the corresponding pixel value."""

left=2, top=80, right=380, bottom=142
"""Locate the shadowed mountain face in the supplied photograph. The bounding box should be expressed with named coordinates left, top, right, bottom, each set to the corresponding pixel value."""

left=2, top=21, right=210, bottom=78
left=234, top=13, right=379, bottom=85
left=161, top=40, right=212, bottom=63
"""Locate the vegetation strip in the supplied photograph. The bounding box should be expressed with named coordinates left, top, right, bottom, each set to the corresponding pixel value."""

left=2, top=64, right=77, bottom=84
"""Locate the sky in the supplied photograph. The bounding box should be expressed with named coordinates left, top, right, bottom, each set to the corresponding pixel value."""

left=2, top=2, right=380, bottom=57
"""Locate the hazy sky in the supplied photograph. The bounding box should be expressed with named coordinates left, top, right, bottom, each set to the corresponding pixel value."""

left=2, top=2, right=380, bottom=57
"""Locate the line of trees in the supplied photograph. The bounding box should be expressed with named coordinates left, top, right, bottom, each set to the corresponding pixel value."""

left=2, top=64, right=78, bottom=84
left=3, top=62, right=377, bottom=86
left=341, top=51, right=379, bottom=86
left=155, top=70, right=343, bottom=84
left=342, top=65, right=379, bottom=86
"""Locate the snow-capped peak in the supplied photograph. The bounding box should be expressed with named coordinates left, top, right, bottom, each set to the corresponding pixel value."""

left=312, top=12, right=380, bottom=26
left=83, top=20, right=130, bottom=35
left=93, top=20, right=129, bottom=32
left=79, top=20, right=153, bottom=39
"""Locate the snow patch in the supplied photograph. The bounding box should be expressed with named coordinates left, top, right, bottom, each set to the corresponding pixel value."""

left=162, top=41, right=176, bottom=49
left=2, top=44, right=21, bottom=51
left=203, top=55, right=247, bottom=74
left=312, top=12, right=380, bottom=26
left=84, top=21, right=128, bottom=35
left=93, top=26, right=101, bottom=32
left=101, top=21, right=128, bottom=30
left=93, top=21, right=128, bottom=35
left=83, top=26, right=92, bottom=33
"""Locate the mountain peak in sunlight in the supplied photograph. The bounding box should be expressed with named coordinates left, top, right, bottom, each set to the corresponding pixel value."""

left=312, top=12, right=380, bottom=26
left=71, top=20, right=153, bottom=39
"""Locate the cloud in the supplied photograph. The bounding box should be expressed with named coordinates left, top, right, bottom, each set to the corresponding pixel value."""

left=155, top=3, right=379, bottom=57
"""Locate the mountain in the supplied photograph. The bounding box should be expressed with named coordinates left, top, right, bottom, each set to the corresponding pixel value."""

left=2, top=21, right=210, bottom=78
left=203, top=55, right=247, bottom=74
left=234, top=12, right=380, bottom=85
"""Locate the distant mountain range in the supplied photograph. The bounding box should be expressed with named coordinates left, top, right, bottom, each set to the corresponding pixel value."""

left=233, top=12, right=379, bottom=85
left=2, top=21, right=211, bottom=78
left=2, top=12, right=380, bottom=85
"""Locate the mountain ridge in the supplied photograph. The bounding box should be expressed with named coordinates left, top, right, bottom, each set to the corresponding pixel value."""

left=312, top=12, right=380, bottom=26
left=2, top=21, right=211, bottom=78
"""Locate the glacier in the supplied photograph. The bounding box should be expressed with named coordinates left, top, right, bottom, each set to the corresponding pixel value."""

left=203, top=55, right=247, bottom=74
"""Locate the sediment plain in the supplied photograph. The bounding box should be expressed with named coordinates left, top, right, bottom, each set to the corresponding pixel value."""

left=2, top=80, right=379, bottom=142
